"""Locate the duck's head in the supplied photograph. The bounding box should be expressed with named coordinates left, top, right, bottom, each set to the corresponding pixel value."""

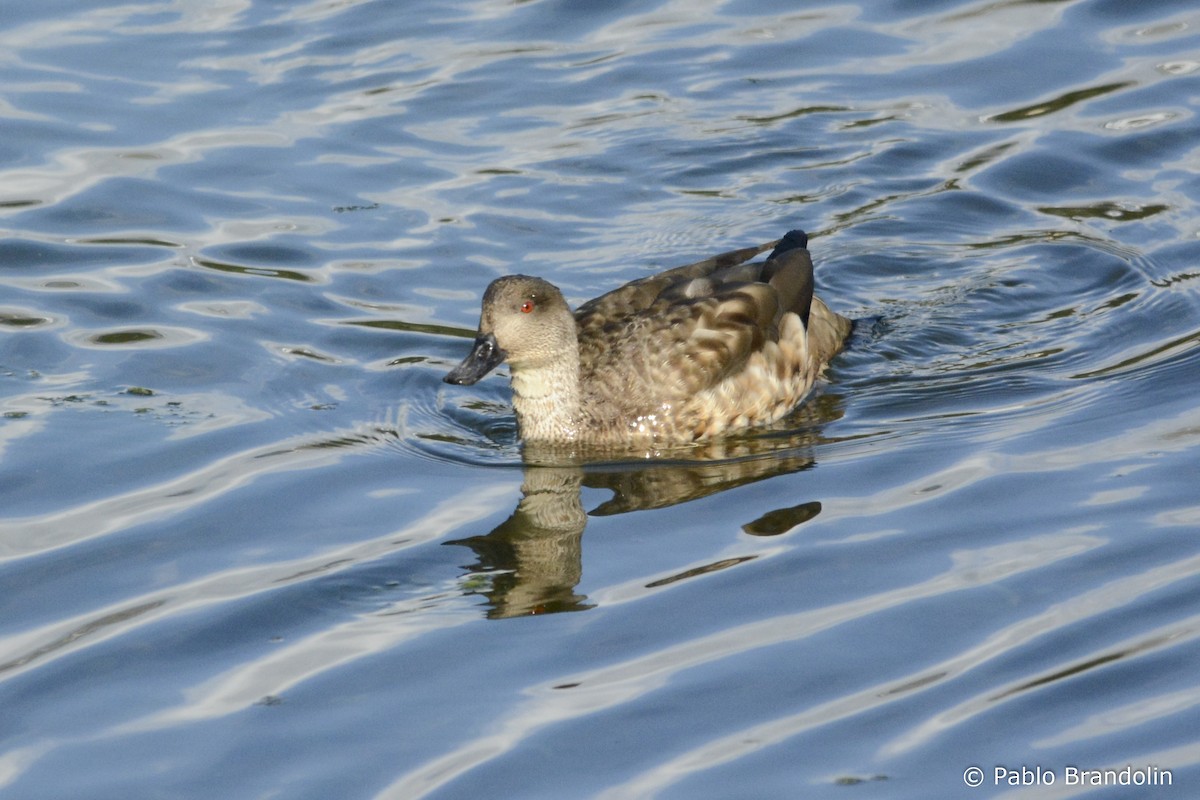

left=444, top=275, right=576, bottom=386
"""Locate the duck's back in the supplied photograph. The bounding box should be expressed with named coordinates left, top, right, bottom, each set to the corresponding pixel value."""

left=573, top=231, right=849, bottom=441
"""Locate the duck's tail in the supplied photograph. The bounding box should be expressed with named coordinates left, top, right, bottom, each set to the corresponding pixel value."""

left=766, top=229, right=808, bottom=261
left=764, top=229, right=814, bottom=328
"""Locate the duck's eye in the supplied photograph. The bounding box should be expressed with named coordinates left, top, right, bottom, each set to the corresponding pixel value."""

left=520, top=299, right=535, bottom=314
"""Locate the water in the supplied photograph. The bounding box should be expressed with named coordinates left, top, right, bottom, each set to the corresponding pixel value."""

left=2, top=0, right=1199, bottom=797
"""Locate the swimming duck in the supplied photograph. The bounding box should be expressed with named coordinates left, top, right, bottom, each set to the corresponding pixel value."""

left=444, top=229, right=851, bottom=446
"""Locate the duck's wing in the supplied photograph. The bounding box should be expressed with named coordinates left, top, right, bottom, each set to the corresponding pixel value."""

left=577, top=232, right=818, bottom=398
left=573, top=239, right=778, bottom=327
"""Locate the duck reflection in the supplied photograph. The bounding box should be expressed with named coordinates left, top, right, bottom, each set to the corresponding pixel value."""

left=446, top=398, right=841, bottom=618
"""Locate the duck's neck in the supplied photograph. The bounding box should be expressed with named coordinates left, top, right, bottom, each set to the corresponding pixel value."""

left=509, top=349, right=583, bottom=443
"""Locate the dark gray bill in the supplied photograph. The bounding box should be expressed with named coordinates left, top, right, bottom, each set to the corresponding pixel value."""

left=443, top=333, right=506, bottom=385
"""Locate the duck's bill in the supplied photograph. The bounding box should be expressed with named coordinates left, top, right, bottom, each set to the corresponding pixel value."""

left=443, top=333, right=506, bottom=385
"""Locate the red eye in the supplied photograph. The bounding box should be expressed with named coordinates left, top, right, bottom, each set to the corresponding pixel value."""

left=520, top=299, right=535, bottom=314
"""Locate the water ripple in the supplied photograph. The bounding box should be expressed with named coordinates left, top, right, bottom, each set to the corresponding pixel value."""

left=2, top=0, right=1200, bottom=797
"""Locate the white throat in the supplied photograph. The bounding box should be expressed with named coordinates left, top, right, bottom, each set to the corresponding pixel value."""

left=508, top=355, right=582, bottom=442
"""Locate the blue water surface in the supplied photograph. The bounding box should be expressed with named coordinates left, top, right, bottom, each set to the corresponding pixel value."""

left=2, top=0, right=1200, bottom=798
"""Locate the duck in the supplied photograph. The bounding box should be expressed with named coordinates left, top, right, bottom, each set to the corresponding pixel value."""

left=443, top=229, right=851, bottom=446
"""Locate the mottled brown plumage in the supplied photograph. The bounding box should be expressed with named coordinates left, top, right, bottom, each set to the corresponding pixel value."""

left=444, top=230, right=851, bottom=445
